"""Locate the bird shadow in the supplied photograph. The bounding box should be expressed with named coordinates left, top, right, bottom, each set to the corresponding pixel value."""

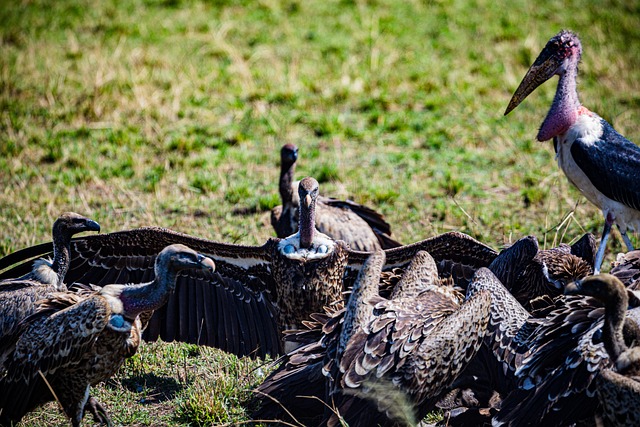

left=113, top=373, right=184, bottom=404
left=231, top=205, right=262, bottom=216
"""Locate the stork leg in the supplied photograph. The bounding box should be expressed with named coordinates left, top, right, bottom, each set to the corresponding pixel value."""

left=618, top=225, right=635, bottom=252
left=594, top=216, right=613, bottom=275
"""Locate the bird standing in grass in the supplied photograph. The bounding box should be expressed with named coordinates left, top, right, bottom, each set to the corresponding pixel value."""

left=505, top=30, right=640, bottom=274
left=271, top=143, right=402, bottom=251
left=0, top=244, right=215, bottom=427
left=0, top=213, right=100, bottom=345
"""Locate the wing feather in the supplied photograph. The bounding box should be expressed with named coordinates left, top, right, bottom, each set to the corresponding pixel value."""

left=5, top=294, right=109, bottom=383
left=570, top=119, right=640, bottom=211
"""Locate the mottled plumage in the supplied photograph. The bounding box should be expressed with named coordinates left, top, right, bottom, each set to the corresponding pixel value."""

left=250, top=250, right=385, bottom=426
left=0, top=213, right=100, bottom=356
left=484, top=234, right=594, bottom=311
left=271, top=144, right=402, bottom=251
left=327, top=254, right=490, bottom=427
left=611, top=250, right=640, bottom=290
left=505, top=30, right=640, bottom=273
left=564, top=275, right=640, bottom=427
left=0, top=212, right=496, bottom=360
left=494, top=274, right=640, bottom=426
left=436, top=268, right=530, bottom=426
left=597, top=368, right=640, bottom=427
left=0, top=244, right=214, bottom=427
left=509, top=235, right=594, bottom=309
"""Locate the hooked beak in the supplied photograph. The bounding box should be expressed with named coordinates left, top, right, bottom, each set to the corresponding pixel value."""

left=85, top=219, right=101, bottom=232
left=504, top=48, right=561, bottom=115
left=197, top=254, right=216, bottom=273
left=564, top=279, right=582, bottom=296
left=304, top=194, right=312, bottom=209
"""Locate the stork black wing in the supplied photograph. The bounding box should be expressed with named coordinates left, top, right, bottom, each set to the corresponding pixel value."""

left=571, top=118, right=640, bottom=211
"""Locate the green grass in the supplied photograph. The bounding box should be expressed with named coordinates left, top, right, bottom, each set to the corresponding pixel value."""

left=20, top=341, right=274, bottom=426
left=1, top=0, right=639, bottom=425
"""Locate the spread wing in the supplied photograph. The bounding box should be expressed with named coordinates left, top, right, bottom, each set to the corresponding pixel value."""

left=494, top=296, right=610, bottom=426
left=0, top=227, right=282, bottom=357
left=345, top=231, right=498, bottom=288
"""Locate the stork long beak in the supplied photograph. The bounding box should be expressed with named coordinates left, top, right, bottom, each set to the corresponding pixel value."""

left=504, top=48, right=562, bottom=115
left=564, top=279, right=582, bottom=296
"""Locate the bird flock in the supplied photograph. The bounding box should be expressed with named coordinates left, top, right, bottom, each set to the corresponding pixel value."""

left=0, top=30, right=639, bottom=427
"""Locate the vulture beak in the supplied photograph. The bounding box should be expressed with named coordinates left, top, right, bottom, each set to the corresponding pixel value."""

left=197, top=254, right=216, bottom=273
left=304, top=194, right=312, bottom=209
left=504, top=46, right=561, bottom=115
left=86, top=219, right=101, bottom=232
left=564, top=279, right=582, bottom=296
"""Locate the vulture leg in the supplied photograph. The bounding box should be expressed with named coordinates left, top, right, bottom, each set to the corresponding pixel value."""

left=85, top=396, right=112, bottom=426
left=51, top=378, right=91, bottom=427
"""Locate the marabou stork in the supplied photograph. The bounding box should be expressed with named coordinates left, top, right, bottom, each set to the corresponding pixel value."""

left=505, top=30, right=640, bottom=274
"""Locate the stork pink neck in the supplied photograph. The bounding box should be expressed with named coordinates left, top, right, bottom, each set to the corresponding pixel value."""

left=536, top=62, right=582, bottom=142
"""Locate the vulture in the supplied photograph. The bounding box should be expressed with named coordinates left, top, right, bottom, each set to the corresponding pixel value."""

left=271, top=143, right=402, bottom=251
left=0, top=212, right=100, bottom=290
left=565, top=274, right=640, bottom=427
left=438, top=232, right=595, bottom=427
left=437, top=267, right=531, bottom=426
left=488, top=233, right=595, bottom=311
left=493, top=274, right=640, bottom=426
left=0, top=244, right=215, bottom=427
left=1, top=212, right=100, bottom=346
left=0, top=180, right=497, bottom=359
left=251, top=250, right=386, bottom=426
left=326, top=251, right=491, bottom=427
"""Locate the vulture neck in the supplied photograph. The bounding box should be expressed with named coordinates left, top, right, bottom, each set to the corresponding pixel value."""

left=338, top=252, right=383, bottom=356
left=601, top=287, right=629, bottom=362
left=120, top=260, right=179, bottom=320
left=279, top=159, right=296, bottom=206
left=299, top=196, right=316, bottom=249
left=50, top=231, right=72, bottom=289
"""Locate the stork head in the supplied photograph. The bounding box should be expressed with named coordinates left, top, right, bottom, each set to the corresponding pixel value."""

left=505, top=30, right=582, bottom=115
left=280, top=143, right=299, bottom=169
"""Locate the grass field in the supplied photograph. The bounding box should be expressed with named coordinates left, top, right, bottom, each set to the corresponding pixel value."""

left=1, top=0, right=639, bottom=425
